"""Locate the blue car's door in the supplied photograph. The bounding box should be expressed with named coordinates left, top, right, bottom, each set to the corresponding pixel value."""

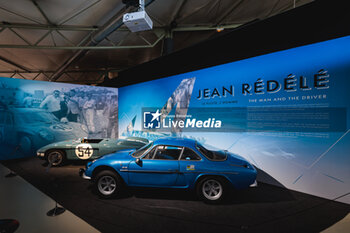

left=128, top=145, right=182, bottom=187
left=176, top=147, right=203, bottom=186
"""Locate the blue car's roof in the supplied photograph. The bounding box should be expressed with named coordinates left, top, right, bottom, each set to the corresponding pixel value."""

left=153, top=137, right=197, bottom=148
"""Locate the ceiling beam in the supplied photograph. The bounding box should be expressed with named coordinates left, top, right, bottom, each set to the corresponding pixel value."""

left=0, top=6, right=43, bottom=24
left=173, top=24, right=242, bottom=32
left=0, top=70, right=120, bottom=73
left=1, top=22, right=241, bottom=32
left=0, top=69, right=119, bottom=85
left=169, top=0, right=187, bottom=25
left=176, top=0, right=215, bottom=23
left=50, top=0, right=156, bottom=82
left=214, top=0, right=245, bottom=26
left=0, top=23, right=242, bottom=49
left=58, top=0, right=102, bottom=25
left=0, top=22, right=99, bottom=31
left=7, top=28, right=32, bottom=45
left=32, top=0, right=52, bottom=25
left=0, top=37, right=163, bottom=49
left=0, top=55, right=32, bottom=71
left=49, top=5, right=130, bottom=82
left=0, top=21, right=243, bottom=34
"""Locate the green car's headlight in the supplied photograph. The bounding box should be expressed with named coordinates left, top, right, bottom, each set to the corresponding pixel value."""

left=36, top=151, right=45, bottom=157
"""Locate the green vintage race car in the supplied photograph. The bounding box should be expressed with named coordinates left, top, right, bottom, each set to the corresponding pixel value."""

left=37, top=137, right=149, bottom=166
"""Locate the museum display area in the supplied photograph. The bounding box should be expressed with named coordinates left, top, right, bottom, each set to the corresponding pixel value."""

left=0, top=0, right=349, bottom=233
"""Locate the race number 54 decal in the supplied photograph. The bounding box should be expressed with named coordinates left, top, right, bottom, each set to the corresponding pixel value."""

left=75, top=143, right=94, bottom=159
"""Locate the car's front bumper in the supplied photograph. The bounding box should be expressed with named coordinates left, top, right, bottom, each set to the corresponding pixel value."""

left=79, top=168, right=91, bottom=180
left=249, top=180, right=258, bottom=187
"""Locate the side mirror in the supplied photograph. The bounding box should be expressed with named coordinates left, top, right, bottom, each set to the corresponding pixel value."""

left=135, top=158, right=142, bottom=166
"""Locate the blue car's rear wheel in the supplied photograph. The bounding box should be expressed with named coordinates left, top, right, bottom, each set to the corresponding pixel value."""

left=197, top=177, right=225, bottom=203
left=95, top=170, right=122, bottom=198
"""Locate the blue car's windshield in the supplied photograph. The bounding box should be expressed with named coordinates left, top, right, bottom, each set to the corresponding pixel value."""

left=196, top=143, right=227, bottom=161
left=132, top=142, right=153, bottom=158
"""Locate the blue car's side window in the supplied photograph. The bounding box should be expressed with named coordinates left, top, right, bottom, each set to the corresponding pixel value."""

left=153, top=145, right=182, bottom=160
left=143, top=147, right=157, bottom=159
left=180, top=148, right=201, bottom=161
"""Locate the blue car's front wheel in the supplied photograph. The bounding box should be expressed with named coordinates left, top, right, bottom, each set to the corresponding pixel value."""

left=95, top=170, right=122, bottom=198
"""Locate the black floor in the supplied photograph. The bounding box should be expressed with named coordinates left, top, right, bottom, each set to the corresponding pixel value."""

left=1, top=157, right=349, bottom=233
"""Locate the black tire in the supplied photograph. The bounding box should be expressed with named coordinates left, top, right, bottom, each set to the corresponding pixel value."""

left=94, top=170, right=123, bottom=199
left=46, top=150, right=66, bottom=166
left=196, top=176, right=226, bottom=203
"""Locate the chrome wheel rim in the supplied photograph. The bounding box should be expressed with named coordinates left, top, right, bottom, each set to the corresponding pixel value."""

left=48, top=151, right=63, bottom=166
left=98, top=176, right=116, bottom=196
left=202, top=179, right=223, bottom=201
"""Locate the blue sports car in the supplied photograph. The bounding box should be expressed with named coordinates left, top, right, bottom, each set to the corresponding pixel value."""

left=80, top=137, right=257, bottom=203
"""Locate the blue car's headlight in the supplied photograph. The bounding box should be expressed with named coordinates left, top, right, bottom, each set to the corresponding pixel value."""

left=39, top=130, right=54, bottom=141
left=245, top=163, right=255, bottom=170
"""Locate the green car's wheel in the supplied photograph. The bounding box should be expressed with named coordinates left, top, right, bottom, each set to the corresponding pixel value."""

left=47, top=150, right=66, bottom=166
left=196, top=176, right=226, bottom=203
left=95, top=170, right=122, bottom=198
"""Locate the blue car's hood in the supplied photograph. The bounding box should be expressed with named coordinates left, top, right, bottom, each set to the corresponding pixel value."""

left=100, top=148, right=136, bottom=161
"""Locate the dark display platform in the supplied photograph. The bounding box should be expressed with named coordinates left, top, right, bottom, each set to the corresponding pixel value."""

left=1, top=157, right=349, bottom=233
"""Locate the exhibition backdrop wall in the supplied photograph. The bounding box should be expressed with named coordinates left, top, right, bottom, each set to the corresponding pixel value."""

left=0, top=77, right=118, bottom=160
left=118, top=35, right=350, bottom=204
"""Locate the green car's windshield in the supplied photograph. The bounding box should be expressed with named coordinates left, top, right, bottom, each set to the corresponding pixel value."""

left=132, top=142, right=153, bottom=158
left=196, top=143, right=227, bottom=161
